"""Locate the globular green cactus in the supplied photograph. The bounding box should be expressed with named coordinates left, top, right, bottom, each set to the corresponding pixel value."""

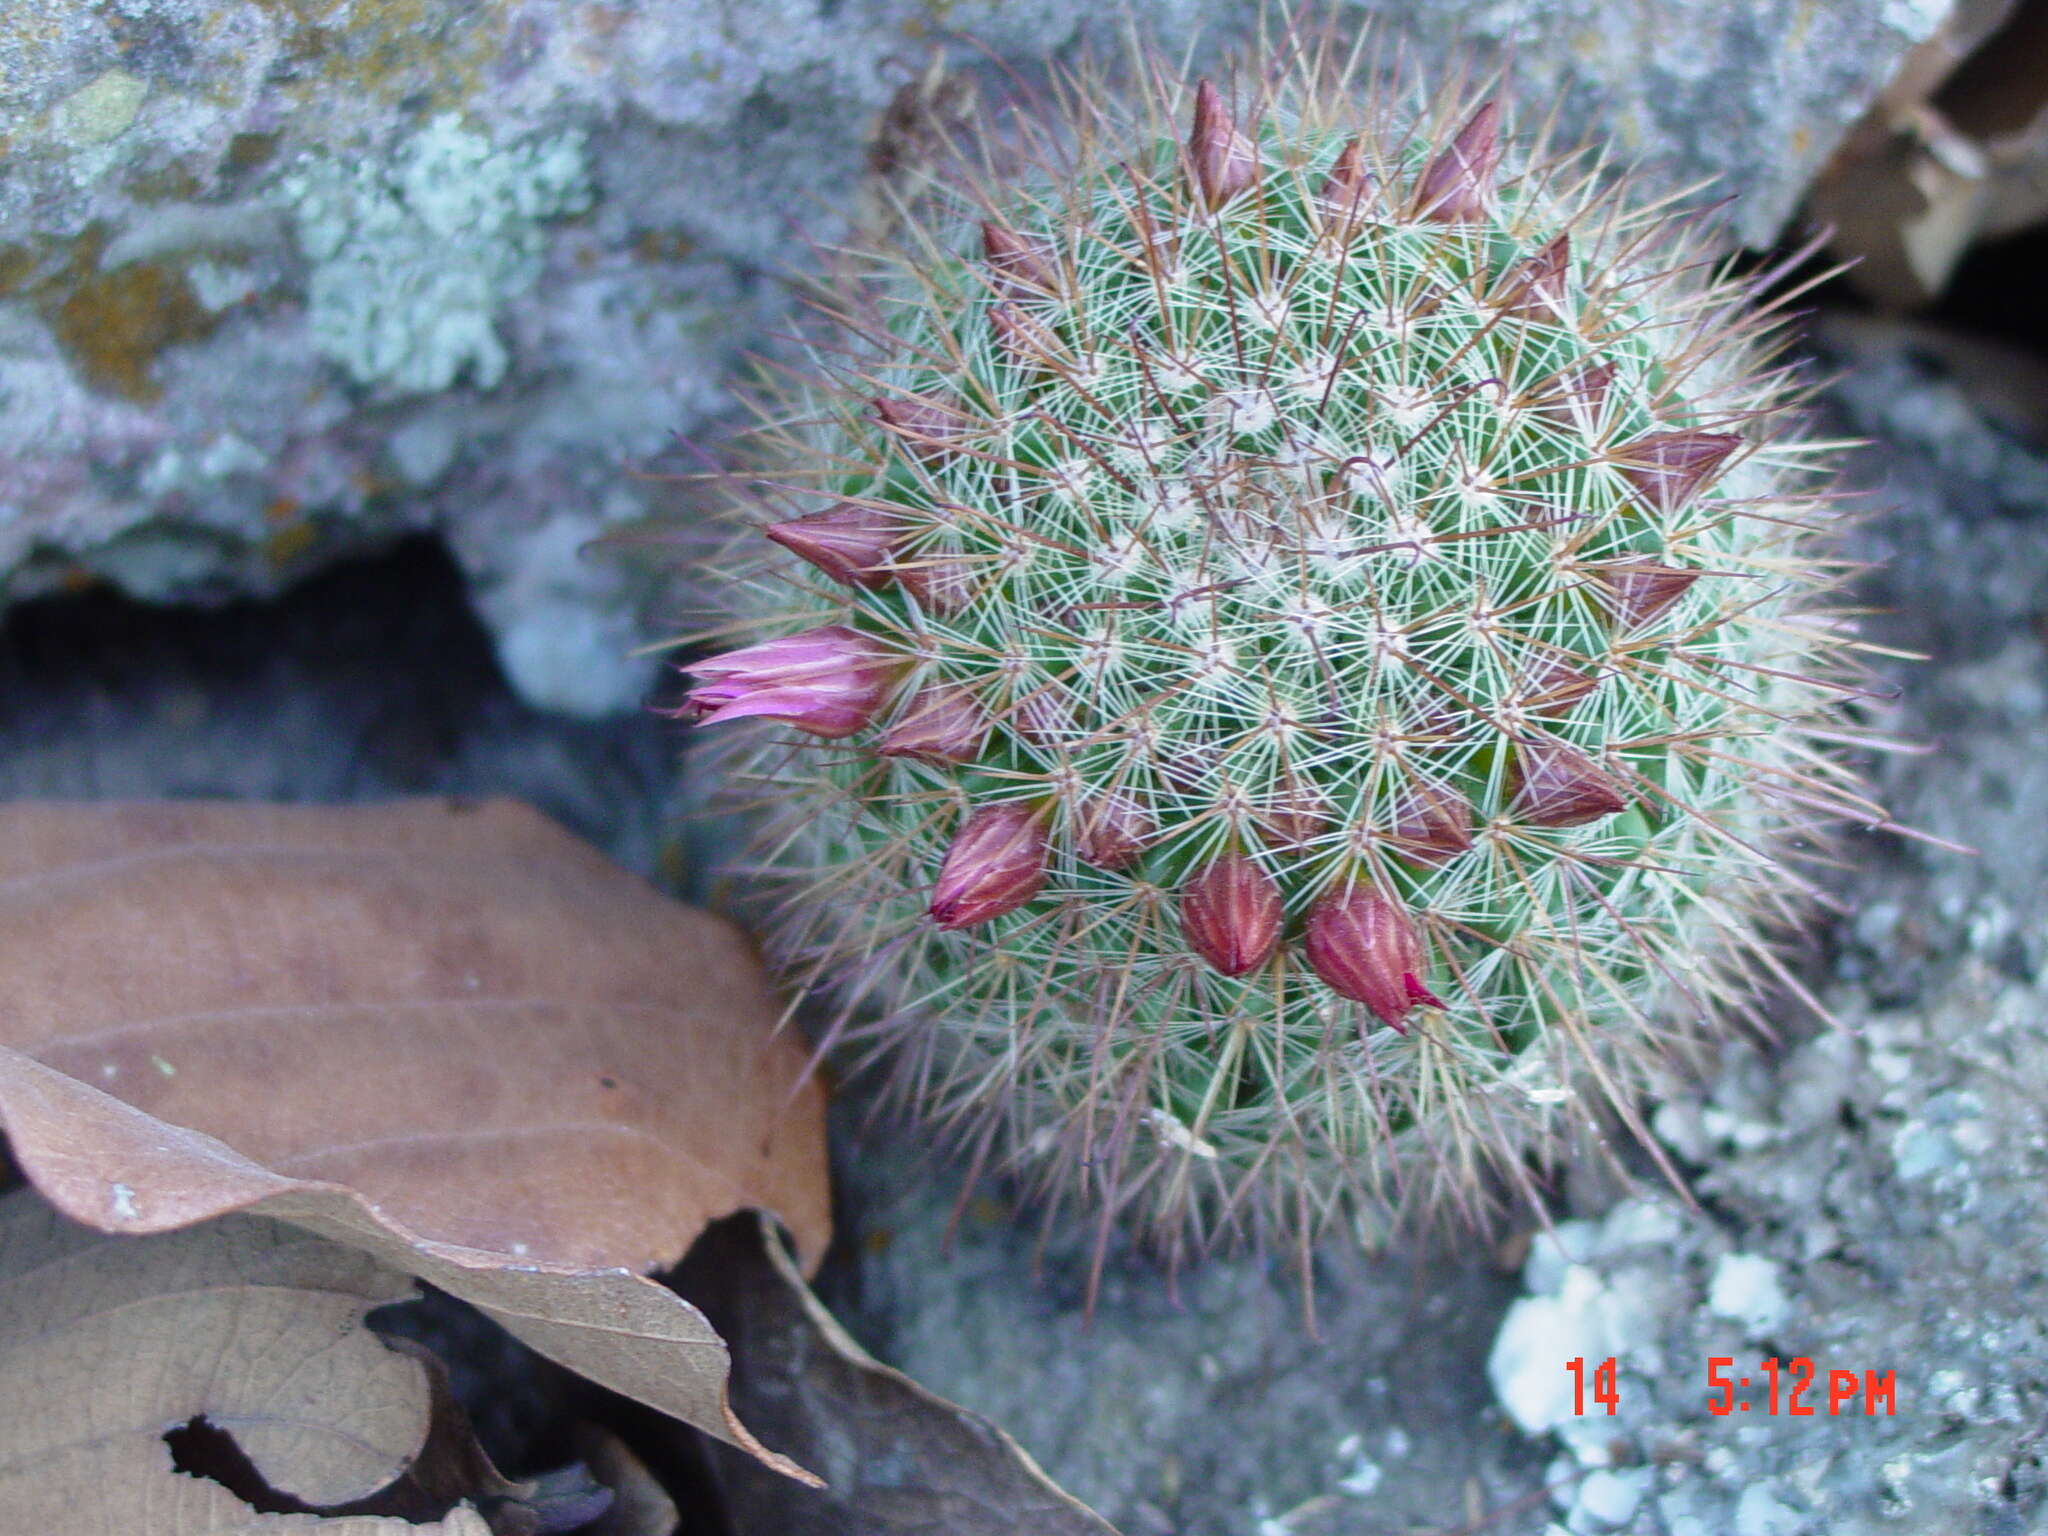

left=679, top=25, right=1891, bottom=1259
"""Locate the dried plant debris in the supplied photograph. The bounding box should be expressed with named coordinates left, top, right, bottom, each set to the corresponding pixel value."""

left=676, top=1213, right=1120, bottom=1536
left=0, top=798, right=827, bottom=1477
left=1810, top=0, right=2048, bottom=306
left=0, top=1192, right=570, bottom=1535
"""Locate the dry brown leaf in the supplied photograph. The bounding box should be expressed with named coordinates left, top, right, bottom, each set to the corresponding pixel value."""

left=678, top=1214, right=1122, bottom=1536
left=1810, top=0, right=2048, bottom=306
left=572, top=1431, right=679, bottom=1536
left=0, top=1189, right=502, bottom=1534
left=0, top=799, right=828, bottom=1481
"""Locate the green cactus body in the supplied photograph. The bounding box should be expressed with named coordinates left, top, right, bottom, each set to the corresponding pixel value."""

left=685, top=34, right=1878, bottom=1252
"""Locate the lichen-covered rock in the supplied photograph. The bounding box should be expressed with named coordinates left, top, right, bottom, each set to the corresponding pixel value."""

left=0, top=0, right=1966, bottom=713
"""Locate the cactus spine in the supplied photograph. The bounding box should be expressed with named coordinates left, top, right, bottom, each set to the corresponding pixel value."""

left=680, top=24, right=1887, bottom=1258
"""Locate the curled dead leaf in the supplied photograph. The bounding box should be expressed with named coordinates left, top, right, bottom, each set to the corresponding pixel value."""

left=0, top=1190, right=508, bottom=1533
left=0, top=798, right=828, bottom=1481
left=1809, top=0, right=2048, bottom=306
left=678, top=1213, right=1120, bottom=1536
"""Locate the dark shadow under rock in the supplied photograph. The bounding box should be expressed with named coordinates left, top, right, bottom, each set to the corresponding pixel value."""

left=0, top=537, right=679, bottom=878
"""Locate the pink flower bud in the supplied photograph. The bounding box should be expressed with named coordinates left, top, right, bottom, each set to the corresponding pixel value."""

left=874, top=392, right=974, bottom=464
left=888, top=550, right=976, bottom=613
left=1530, top=357, right=1616, bottom=428
left=1072, top=792, right=1154, bottom=869
left=1387, top=780, right=1472, bottom=865
left=1414, top=101, right=1500, bottom=223
left=1609, top=430, right=1741, bottom=514
left=877, top=682, right=989, bottom=764
left=682, top=625, right=900, bottom=739
left=1318, top=136, right=1375, bottom=220
left=1507, top=739, right=1627, bottom=827
left=990, top=302, right=1060, bottom=367
left=1494, top=234, right=1570, bottom=321
left=1303, top=887, right=1443, bottom=1031
left=981, top=220, right=1059, bottom=297
left=1179, top=853, right=1284, bottom=977
left=763, top=503, right=900, bottom=589
left=1011, top=682, right=1077, bottom=745
left=1589, top=560, right=1700, bottom=631
left=1188, top=80, right=1258, bottom=209
left=1158, top=739, right=1225, bottom=795
left=930, top=803, right=1049, bottom=930
left=1257, top=779, right=1333, bottom=854
left=1516, top=654, right=1601, bottom=716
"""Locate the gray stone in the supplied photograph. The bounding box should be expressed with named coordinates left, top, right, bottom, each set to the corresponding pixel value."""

left=1, top=0, right=1962, bottom=715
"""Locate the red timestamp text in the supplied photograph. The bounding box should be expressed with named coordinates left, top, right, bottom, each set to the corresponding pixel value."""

left=1566, top=1357, right=1899, bottom=1417
left=1707, top=1356, right=1897, bottom=1416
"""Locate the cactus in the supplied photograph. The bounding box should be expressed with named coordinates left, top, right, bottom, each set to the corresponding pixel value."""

left=677, top=25, right=1892, bottom=1260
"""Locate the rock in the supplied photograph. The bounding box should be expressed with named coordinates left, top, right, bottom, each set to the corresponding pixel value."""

left=1705, top=1254, right=1789, bottom=1337
left=1571, top=1467, right=1650, bottom=1531
left=0, top=0, right=1964, bottom=714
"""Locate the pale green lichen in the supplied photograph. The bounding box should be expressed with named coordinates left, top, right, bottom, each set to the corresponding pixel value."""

left=50, top=70, right=147, bottom=148
left=281, top=113, right=591, bottom=394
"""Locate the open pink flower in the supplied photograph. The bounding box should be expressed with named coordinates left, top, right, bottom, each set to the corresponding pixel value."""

left=681, top=625, right=899, bottom=739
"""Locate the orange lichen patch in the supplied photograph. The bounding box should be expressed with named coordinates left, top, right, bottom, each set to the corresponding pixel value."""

left=251, top=0, right=509, bottom=112
left=119, top=163, right=205, bottom=202
left=632, top=228, right=697, bottom=262
left=262, top=494, right=303, bottom=526
left=0, top=245, right=37, bottom=296
left=9, top=225, right=225, bottom=402
left=348, top=467, right=396, bottom=501
left=223, top=131, right=282, bottom=174
left=264, top=519, right=320, bottom=568
left=51, top=258, right=218, bottom=403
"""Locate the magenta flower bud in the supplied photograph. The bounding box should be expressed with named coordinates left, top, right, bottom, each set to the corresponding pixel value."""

left=930, top=803, right=1049, bottom=930
left=1188, top=80, right=1258, bottom=209
left=764, top=503, right=900, bottom=589
left=1072, top=792, right=1154, bottom=870
left=889, top=550, right=976, bottom=614
left=1589, top=560, right=1700, bottom=631
left=1012, top=682, right=1077, bottom=745
left=1609, top=429, right=1742, bottom=513
left=1257, top=779, right=1333, bottom=854
left=683, top=625, right=900, bottom=739
left=1494, top=233, right=1570, bottom=320
left=877, top=682, right=989, bottom=764
left=1318, top=136, right=1375, bottom=220
left=1507, top=739, right=1628, bottom=827
left=1531, top=357, right=1616, bottom=428
left=1179, top=853, right=1284, bottom=977
left=990, top=302, right=1060, bottom=367
left=981, top=220, right=1059, bottom=297
left=874, top=392, right=973, bottom=464
left=1516, top=654, right=1601, bottom=716
left=1304, top=887, right=1443, bottom=1032
left=1387, top=780, right=1473, bottom=866
left=1414, top=101, right=1500, bottom=223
